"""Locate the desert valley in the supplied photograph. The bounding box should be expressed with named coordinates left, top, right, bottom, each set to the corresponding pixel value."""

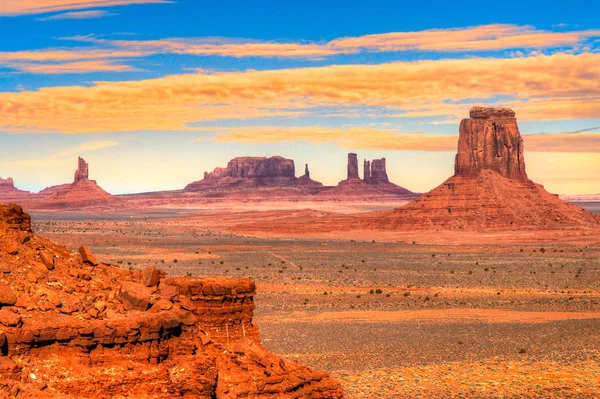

left=1, top=2, right=600, bottom=397
left=1, top=106, right=600, bottom=398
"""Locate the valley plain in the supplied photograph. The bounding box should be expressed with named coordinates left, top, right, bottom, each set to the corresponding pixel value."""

left=32, top=206, right=600, bottom=398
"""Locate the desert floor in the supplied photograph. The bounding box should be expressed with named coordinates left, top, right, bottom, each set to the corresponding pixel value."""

left=31, top=204, right=600, bottom=398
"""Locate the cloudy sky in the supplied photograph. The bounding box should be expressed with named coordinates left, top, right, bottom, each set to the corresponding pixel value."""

left=0, top=0, right=599, bottom=195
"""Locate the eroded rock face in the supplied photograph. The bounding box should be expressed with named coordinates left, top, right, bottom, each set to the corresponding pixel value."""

left=0, top=203, right=344, bottom=398
left=0, top=178, right=32, bottom=201
left=36, top=158, right=113, bottom=209
left=363, top=161, right=371, bottom=184
left=0, top=178, right=14, bottom=188
left=186, top=156, right=324, bottom=191
left=390, top=107, right=600, bottom=230
left=370, top=158, right=389, bottom=184
left=347, top=153, right=359, bottom=180
left=73, top=157, right=89, bottom=184
left=454, top=106, right=527, bottom=180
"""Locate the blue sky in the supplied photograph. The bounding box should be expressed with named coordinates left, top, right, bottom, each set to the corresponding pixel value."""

left=0, top=0, right=599, bottom=194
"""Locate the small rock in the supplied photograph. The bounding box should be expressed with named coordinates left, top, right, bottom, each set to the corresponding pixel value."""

left=79, top=246, right=98, bottom=266
left=39, top=250, right=55, bottom=270
left=0, top=283, right=17, bottom=306
left=141, top=266, right=160, bottom=287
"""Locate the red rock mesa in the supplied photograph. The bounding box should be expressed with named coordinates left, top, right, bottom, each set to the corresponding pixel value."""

left=185, top=156, right=323, bottom=191
left=0, top=177, right=32, bottom=201
left=0, top=202, right=343, bottom=398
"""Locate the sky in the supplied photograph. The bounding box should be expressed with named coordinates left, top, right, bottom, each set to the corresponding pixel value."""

left=0, top=0, right=599, bottom=195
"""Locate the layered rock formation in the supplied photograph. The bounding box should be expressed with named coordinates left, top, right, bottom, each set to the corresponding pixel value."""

left=369, top=158, right=389, bottom=184
left=321, top=154, right=416, bottom=198
left=0, top=203, right=343, bottom=398
left=389, top=106, right=600, bottom=230
left=454, top=106, right=526, bottom=180
left=347, top=153, right=360, bottom=180
left=185, top=156, right=323, bottom=192
left=37, top=157, right=113, bottom=209
left=73, top=157, right=89, bottom=183
left=0, top=178, right=32, bottom=201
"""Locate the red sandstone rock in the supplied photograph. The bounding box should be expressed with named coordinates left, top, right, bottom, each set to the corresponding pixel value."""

left=186, top=156, right=324, bottom=192
left=389, top=106, right=600, bottom=230
left=454, top=106, right=526, bottom=180
left=78, top=246, right=98, bottom=266
left=73, top=157, right=89, bottom=184
left=0, top=283, right=16, bottom=306
left=347, top=153, right=360, bottom=180
left=141, top=265, right=160, bottom=287
left=370, top=158, right=389, bottom=184
left=0, top=177, right=33, bottom=201
left=117, top=281, right=153, bottom=311
left=321, top=154, right=416, bottom=199
left=33, top=157, right=114, bottom=209
left=0, top=203, right=343, bottom=398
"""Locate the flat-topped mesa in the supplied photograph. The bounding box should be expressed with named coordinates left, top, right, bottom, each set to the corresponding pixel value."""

left=370, top=158, right=389, bottom=184
left=347, top=153, right=360, bottom=180
left=454, top=106, right=527, bottom=181
left=74, top=157, right=89, bottom=183
left=186, top=156, right=324, bottom=191
left=0, top=177, right=15, bottom=188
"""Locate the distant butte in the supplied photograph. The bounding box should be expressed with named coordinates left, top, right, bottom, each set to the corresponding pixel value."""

left=387, top=106, right=600, bottom=229
left=37, top=157, right=113, bottom=209
left=185, top=156, right=323, bottom=192
left=318, top=153, right=416, bottom=198
left=0, top=177, right=32, bottom=201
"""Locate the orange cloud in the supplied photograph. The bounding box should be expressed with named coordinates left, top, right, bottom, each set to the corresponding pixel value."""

left=83, top=24, right=600, bottom=59
left=2, top=24, right=597, bottom=75
left=0, top=0, right=168, bottom=16
left=0, top=52, right=599, bottom=134
left=211, top=126, right=600, bottom=153
left=330, top=24, right=600, bottom=53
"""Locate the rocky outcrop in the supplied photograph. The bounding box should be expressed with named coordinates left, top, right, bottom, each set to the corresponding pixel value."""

left=363, top=161, right=371, bottom=184
left=370, top=158, right=389, bottom=184
left=73, top=157, right=89, bottom=183
left=454, top=106, right=527, bottom=180
left=0, top=203, right=344, bottom=398
left=390, top=106, right=600, bottom=230
left=0, top=178, right=32, bottom=201
left=321, top=154, right=415, bottom=198
left=186, top=156, right=323, bottom=192
left=35, top=158, right=113, bottom=209
left=347, top=153, right=360, bottom=180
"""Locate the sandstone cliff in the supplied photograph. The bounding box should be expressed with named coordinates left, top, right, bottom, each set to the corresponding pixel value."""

left=0, top=203, right=343, bottom=398
left=185, top=156, right=323, bottom=192
left=321, top=154, right=416, bottom=199
left=0, top=178, right=32, bottom=201
left=390, top=106, right=600, bottom=229
left=36, top=158, right=114, bottom=209
left=73, top=157, right=89, bottom=183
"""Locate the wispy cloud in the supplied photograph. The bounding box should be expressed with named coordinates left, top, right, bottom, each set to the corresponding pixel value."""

left=209, top=126, right=600, bottom=153
left=57, top=140, right=120, bottom=157
left=7, top=60, right=137, bottom=74
left=0, top=52, right=599, bottom=134
left=0, top=0, right=169, bottom=16
left=73, top=24, right=600, bottom=59
left=37, top=10, right=116, bottom=21
left=1, top=24, right=597, bottom=75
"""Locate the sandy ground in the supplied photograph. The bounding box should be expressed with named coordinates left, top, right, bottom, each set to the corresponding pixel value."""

left=29, top=205, right=600, bottom=398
